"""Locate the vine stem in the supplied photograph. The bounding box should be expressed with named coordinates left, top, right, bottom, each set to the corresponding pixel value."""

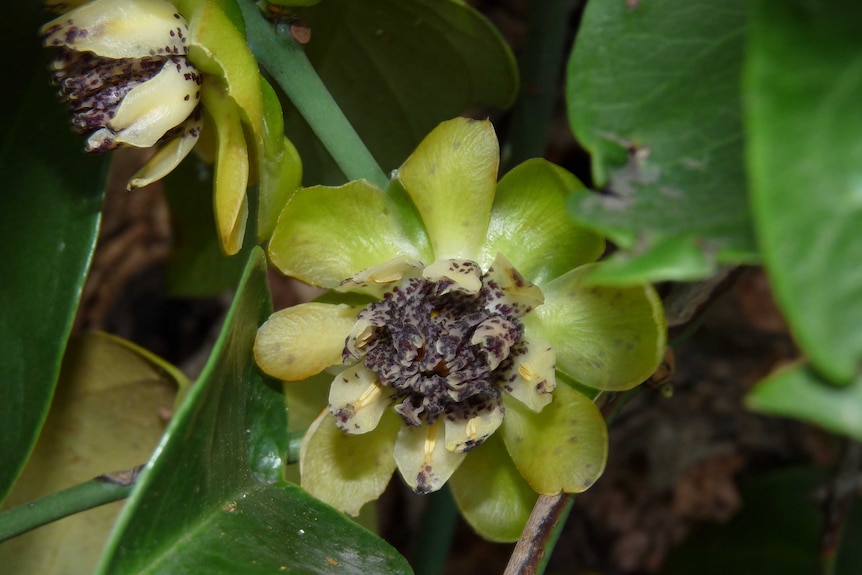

left=0, top=466, right=142, bottom=543
left=237, top=0, right=389, bottom=189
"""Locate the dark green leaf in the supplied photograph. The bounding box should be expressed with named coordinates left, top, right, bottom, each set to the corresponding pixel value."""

left=0, top=6, right=106, bottom=503
left=284, top=0, right=518, bottom=185
left=747, top=363, right=862, bottom=441
left=745, top=0, right=862, bottom=384
left=97, top=248, right=411, bottom=574
left=566, top=0, right=756, bottom=284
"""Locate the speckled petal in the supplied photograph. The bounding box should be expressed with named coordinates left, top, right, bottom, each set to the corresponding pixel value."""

left=269, top=182, right=429, bottom=289
left=522, top=264, right=667, bottom=391
left=300, top=408, right=399, bottom=516
left=128, top=112, right=201, bottom=190
left=443, top=400, right=504, bottom=453
left=40, top=0, right=188, bottom=59
left=481, top=158, right=605, bottom=284
left=502, top=382, right=607, bottom=494
left=423, top=259, right=482, bottom=295
left=449, top=434, right=537, bottom=542
left=483, top=253, right=544, bottom=318
left=500, top=338, right=556, bottom=412
left=329, top=365, right=391, bottom=434
left=394, top=419, right=467, bottom=494
left=86, top=57, right=200, bottom=150
left=396, top=117, right=498, bottom=260
left=338, top=256, right=425, bottom=298
left=254, top=303, right=360, bottom=381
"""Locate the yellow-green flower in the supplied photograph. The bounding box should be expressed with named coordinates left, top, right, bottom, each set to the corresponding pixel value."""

left=41, top=0, right=301, bottom=255
left=254, top=117, right=666, bottom=541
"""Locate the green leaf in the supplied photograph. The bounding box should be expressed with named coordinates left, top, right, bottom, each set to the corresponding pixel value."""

left=163, top=155, right=251, bottom=297
left=96, top=248, right=410, bottom=574
left=0, top=33, right=106, bottom=501
left=284, top=0, right=518, bottom=185
left=0, top=333, right=177, bottom=574
left=566, top=0, right=757, bottom=283
left=745, top=0, right=862, bottom=384
left=747, top=363, right=862, bottom=441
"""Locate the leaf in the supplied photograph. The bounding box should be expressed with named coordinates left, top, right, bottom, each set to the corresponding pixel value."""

left=96, top=248, right=411, bottom=575
left=745, top=0, right=862, bottom=384
left=284, top=0, right=518, bottom=185
left=0, top=12, right=107, bottom=502
left=566, top=0, right=757, bottom=284
left=747, top=363, right=862, bottom=441
left=0, top=333, right=178, bottom=575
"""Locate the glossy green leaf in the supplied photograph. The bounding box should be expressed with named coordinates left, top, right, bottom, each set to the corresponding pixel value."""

left=0, top=16, right=106, bottom=502
left=747, top=363, right=862, bottom=441
left=283, top=0, right=518, bottom=185
left=163, top=155, right=251, bottom=297
left=566, top=0, right=756, bottom=283
left=96, top=248, right=410, bottom=574
left=0, top=333, right=177, bottom=574
left=746, top=0, right=862, bottom=384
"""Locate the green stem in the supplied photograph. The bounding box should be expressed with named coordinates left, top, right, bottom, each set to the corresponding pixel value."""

left=286, top=429, right=304, bottom=464
left=0, top=477, right=134, bottom=542
left=413, top=486, right=458, bottom=575
left=238, top=1, right=389, bottom=188
left=505, top=0, right=578, bottom=167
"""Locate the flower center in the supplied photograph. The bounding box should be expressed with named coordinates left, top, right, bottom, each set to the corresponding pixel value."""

left=342, top=259, right=533, bottom=428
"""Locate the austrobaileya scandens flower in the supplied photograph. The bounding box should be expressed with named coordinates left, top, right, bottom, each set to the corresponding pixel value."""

left=41, top=0, right=301, bottom=255
left=254, top=117, right=666, bottom=542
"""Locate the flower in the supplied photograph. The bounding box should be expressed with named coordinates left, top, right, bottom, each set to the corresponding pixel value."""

left=41, top=0, right=301, bottom=255
left=254, top=117, right=666, bottom=541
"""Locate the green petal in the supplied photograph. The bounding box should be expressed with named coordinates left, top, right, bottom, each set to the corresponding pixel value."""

left=254, top=302, right=359, bottom=381
left=329, top=365, right=392, bottom=434
left=394, top=419, right=466, bottom=494
left=41, top=0, right=187, bottom=59
left=482, top=159, right=605, bottom=285
left=523, top=264, right=666, bottom=391
left=201, top=78, right=249, bottom=256
left=502, top=381, right=607, bottom=494
left=268, top=181, right=427, bottom=288
left=300, top=408, right=399, bottom=516
left=397, top=117, right=498, bottom=260
left=449, top=434, right=537, bottom=543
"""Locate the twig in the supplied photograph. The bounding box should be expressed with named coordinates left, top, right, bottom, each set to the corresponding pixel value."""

left=0, top=465, right=143, bottom=543
left=504, top=493, right=574, bottom=575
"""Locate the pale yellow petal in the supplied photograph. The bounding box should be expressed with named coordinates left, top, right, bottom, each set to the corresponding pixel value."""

left=501, top=338, right=556, bottom=412
left=394, top=419, right=466, bottom=494
left=483, top=253, right=544, bottom=318
left=128, top=113, right=201, bottom=190
left=99, top=58, right=200, bottom=149
left=337, top=256, right=424, bottom=298
left=329, top=365, right=392, bottom=435
left=41, top=0, right=188, bottom=59
left=422, top=259, right=482, bottom=295
left=443, top=401, right=504, bottom=453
